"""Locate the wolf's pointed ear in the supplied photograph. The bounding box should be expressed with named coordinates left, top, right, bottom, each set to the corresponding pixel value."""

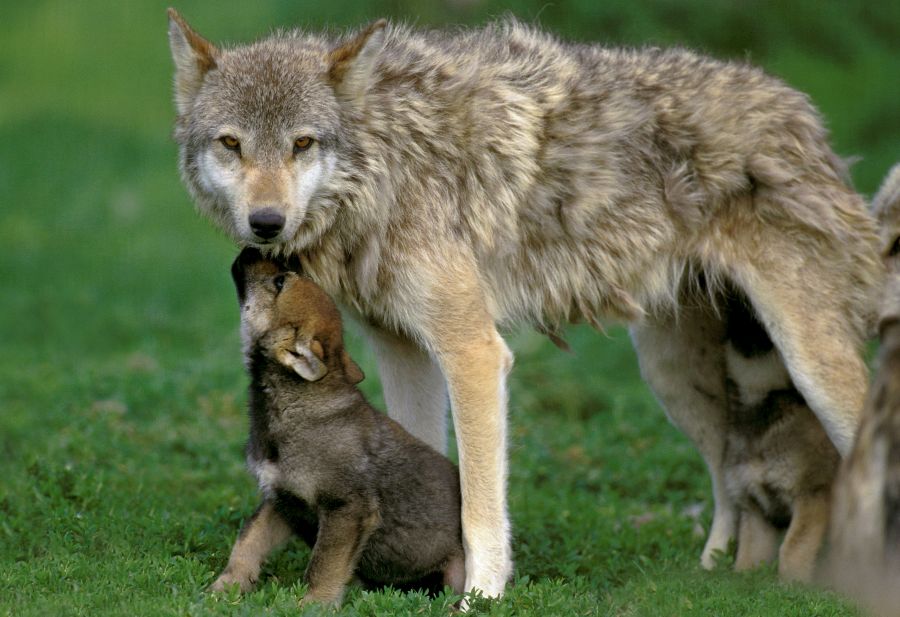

left=167, top=8, right=219, bottom=115
left=340, top=349, right=365, bottom=385
left=277, top=337, right=328, bottom=381
left=327, top=19, right=387, bottom=104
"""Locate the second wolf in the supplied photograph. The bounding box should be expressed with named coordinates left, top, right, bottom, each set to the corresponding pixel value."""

left=167, top=12, right=883, bottom=594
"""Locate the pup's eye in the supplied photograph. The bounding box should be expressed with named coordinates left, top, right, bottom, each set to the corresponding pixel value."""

left=890, top=237, right=900, bottom=257
left=273, top=274, right=286, bottom=292
left=220, top=136, right=241, bottom=153
left=293, top=136, right=314, bottom=154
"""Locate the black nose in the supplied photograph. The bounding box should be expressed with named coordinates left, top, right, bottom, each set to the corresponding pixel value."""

left=249, top=208, right=285, bottom=240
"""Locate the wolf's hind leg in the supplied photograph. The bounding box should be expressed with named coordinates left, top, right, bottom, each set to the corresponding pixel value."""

left=631, top=303, right=736, bottom=569
left=733, top=261, right=869, bottom=456
left=367, top=325, right=449, bottom=454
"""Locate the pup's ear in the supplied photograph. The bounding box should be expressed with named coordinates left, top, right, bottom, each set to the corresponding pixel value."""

left=341, top=349, right=365, bottom=385
left=327, top=19, right=387, bottom=104
left=276, top=336, right=328, bottom=381
left=167, top=8, right=219, bottom=115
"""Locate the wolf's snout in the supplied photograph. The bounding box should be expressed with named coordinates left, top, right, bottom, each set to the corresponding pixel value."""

left=249, top=208, right=285, bottom=240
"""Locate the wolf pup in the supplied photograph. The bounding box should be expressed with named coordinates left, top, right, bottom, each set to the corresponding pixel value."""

left=721, top=296, right=839, bottom=582
left=211, top=248, right=464, bottom=606
left=168, top=10, right=883, bottom=594
left=827, top=165, right=900, bottom=615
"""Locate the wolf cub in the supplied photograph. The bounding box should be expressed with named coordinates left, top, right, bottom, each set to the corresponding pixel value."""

left=211, top=248, right=464, bottom=605
left=722, top=298, right=840, bottom=582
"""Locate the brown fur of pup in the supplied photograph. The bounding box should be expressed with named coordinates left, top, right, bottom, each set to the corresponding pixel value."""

left=210, top=248, right=464, bottom=606
left=722, top=295, right=839, bottom=582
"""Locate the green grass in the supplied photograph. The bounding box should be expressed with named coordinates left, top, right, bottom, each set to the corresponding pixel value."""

left=1, top=0, right=895, bottom=614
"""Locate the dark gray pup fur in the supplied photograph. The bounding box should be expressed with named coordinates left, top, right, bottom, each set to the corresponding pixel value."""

left=722, top=295, right=839, bottom=581
left=211, top=248, right=464, bottom=606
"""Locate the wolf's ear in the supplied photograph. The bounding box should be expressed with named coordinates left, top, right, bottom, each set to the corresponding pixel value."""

left=340, top=349, right=365, bottom=385
left=167, top=8, right=219, bottom=115
left=277, top=336, right=328, bottom=381
left=327, top=19, right=387, bottom=104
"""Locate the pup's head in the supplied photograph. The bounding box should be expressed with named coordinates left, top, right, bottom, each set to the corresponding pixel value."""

left=231, top=247, right=364, bottom=384
left=168, top=9, right=386, bottom=249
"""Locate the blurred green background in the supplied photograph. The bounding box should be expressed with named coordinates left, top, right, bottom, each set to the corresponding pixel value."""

left=1, top=1, right=897, bottom=615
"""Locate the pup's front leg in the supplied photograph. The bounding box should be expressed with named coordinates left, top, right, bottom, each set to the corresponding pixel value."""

left=210, top=500, right=293, bottom=593
left=301, top=500, right=380, bottom=606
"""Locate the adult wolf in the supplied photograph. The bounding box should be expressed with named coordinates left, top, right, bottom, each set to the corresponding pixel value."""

left=167, top=10, right=882, bottom=597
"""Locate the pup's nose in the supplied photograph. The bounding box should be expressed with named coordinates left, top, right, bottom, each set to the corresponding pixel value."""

left=249, top=208, right=285, bottom=240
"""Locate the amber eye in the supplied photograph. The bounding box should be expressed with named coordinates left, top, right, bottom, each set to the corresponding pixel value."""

left=220, top=135, right=241, bottom=152
left=293, top=136, right=313, bottom=154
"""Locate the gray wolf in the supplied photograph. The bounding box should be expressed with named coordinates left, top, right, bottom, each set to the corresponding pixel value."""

left=827, top=166, right=900, bottom=615
left=721, top=294, right=838, bottom=582
left=211, top=248, right=464, bottom=605
left=167, top=9, right=882, bottom=595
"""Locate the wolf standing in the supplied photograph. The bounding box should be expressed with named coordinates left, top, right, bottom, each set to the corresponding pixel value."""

left=167, top=10, right=881, bottom=596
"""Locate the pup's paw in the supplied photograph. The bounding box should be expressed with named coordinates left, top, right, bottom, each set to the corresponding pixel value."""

left=300, top=588, right=343, bottom=608
left=209, top=570, right=255, bottom=594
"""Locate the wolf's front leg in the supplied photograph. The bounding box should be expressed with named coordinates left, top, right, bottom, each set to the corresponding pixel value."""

left=408, top=255, right=513, bottom=598
left=366, top=324, right=449, bottom=454
left=436, top=325, right=513, bottom=599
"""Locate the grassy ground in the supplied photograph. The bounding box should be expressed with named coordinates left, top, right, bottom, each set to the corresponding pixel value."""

left=1, top=1, right=896, bottom=615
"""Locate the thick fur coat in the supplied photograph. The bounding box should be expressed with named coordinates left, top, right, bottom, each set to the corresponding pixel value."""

left=168, top=11, right=883, bottom=595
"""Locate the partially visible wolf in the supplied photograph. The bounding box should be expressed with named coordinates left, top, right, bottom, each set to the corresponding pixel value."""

left=827, top=166, right=900, bottom=615
left=722, top=294, right=839, bottom=582
left=213, top=248, right=464, bottom=606
left=167, top=10, right=882, bottom=595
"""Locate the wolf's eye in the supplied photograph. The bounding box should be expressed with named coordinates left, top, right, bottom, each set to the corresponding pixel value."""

left=220, top=136, right=241, bottom=153
left=273, top=274, right=286, bottom=292
left=293, top=136, right=314, bottom=154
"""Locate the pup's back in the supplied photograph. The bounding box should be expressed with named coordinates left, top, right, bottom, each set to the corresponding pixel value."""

left=722, top=297, right=839, bottom=581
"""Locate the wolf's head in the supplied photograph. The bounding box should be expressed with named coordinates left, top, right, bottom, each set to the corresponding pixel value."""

left=168, top=9, right=385, bottom=250
left=231, top=247, right=364, bottom=384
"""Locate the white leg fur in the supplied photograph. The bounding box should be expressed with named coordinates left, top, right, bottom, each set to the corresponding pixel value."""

left=366, top=325, right=449, bottom=454
left=631, top=307, right=737, bottom=568
left=439, top=329, right=513, bottom=599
